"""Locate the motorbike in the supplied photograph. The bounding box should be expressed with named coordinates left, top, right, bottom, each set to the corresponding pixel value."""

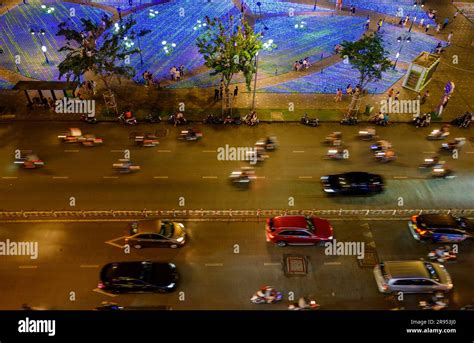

left=358, top=128, right=377, bottom=141
left=118, top=113, right=138, bottom=125
left=288, top=297, right=320, bottom=311
left=374, top=149, right=396, bottom=163
left=229, top=167, right=255, bottom=185
left=58, top=128, right=103, bottom=147
left=326, top=148, right=348, bottom=160
left=451, top=113, right=472, bottom=128
left=419, top=156, right=440, bottom=169
left=441, top=138, right=465, bottom=152
left=223, top=116, right=242, bottom=125
left=131, top=132, right=159, bottom=147
left=301, top=114, right=319, bottom=127
left=431, top=165, right=455, bottom=179
left=95, top=302, right=124, bottom=311
left=14, top=151, right=44, bottom=169
left=112, top=159, right=141, bottom=173
left=203, top=114, right=224, bottom=125
left=369, top=116, right=389, bottom=126
left=250, top=287, right=283, bottom=304
left=246, top=147, right=267, bottom=164
left=370, top=140, right=392, bottom=152
left=427, top=129, right=449, bottom=140
left=340, top=116, right=358, bottom=125
left=80, top=114, right=97, bottom=124
left=168, top=113, right=187, bottom=126
left=179, top=129, right=202, bottom=141
left=419, top=295, right=448, bottom=310
left=255, top=137, right=277, bottom=151
left=427, top=246, right=457, bottom=263
left=145, top=113, right=162, bottom=123
left=324, top=132, right=342, bottom=146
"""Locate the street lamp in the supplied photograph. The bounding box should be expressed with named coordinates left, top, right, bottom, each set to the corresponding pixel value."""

left=41, top=45, right=49, bottom=64
left=393, top=35, right=411, bottom=70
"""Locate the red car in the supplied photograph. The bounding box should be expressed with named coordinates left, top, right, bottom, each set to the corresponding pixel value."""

left=265, top=215, right=334, bottom=247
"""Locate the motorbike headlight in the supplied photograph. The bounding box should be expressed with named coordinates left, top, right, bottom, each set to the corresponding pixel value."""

left=167, top=283, right=175, bottom=289
left=324, top=189, right=335, bottom=193
left=176, top=236, right=184, bottom=243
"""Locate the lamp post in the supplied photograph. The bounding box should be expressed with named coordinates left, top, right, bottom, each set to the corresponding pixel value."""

left=313, top=0, right=318, bottom=11
left=41, top=45, right=49, bottom=64
left=393, top=35, right=411, bottom=70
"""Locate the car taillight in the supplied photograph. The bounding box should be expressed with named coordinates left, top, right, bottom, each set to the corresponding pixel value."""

left=411, top=215, right=417, bottom=224
left=382, top=284, right=388, bottom=291
left=415, top=228, right=427, bottom=236
left=98, top=282, right=105, bottom=289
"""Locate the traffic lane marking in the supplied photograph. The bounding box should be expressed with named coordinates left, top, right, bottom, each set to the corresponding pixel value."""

left=64, top=150, right=79, bottom=153
left=323, top=262, right=342, bottom=266
left=153, top=176, right=169, bottom=179
left=263, top=263, right=280, bottom=266
left=204, top=263, right=223, bottom=267
left=202, top=176, right=218, bottom=179
left=18, top=265, right=38, bottom=269
left=105, top=236, right=127, bottom=249
left=93, top=288, right=118, bottom=297
left=52, top=176, right=69, bottom=179
left=80, top=265, right=99, bottom=268
left=103, top=176, right=119, bottom=179
left=2, top=176, right=18, bottom=179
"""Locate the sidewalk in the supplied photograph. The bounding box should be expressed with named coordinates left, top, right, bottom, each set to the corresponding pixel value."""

left=0, top=0, right=473, bottom=122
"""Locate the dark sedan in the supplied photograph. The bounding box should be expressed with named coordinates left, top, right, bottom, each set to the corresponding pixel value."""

left=98, top=261, right=179, bottom=294
left=320, top=172, right=384, bottom=195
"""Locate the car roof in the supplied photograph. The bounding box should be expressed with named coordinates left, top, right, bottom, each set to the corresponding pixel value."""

left=272, top=216, right=308, bottom=229
left=101, top=261, right=173, bottom=282
left=418, top=214, right=458, bottom=228
left=133, top=219, right=163, bottom=233
left=384, top=261, right=429, bottom=279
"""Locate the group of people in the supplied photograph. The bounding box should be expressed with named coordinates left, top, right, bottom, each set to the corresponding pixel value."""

left=169, top=65, right=185, bottom=81
left=293, top=57, right=311, bottom=71
left=142, top=70, right=154, bottom=87
left=334, top=84, right=361, bottom=102
left=242, top=110, right=259, bottom=126
left=214, top=81, right=238, bottom=101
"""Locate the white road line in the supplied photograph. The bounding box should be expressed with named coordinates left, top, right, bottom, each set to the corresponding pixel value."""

left=157, top=150, right=171, bottom=153
left=423, top=151, right=436, bottom=154
left=202, top=150, right=216, bottom=153
left=2, top=176, right=18, bottom=179
left=110, top=150, right=124, bottom=153
left=18, top=265, right=37, bottom=269
left=324, top=262, right=342, bottom=266
left=393, top=176, right=408, bottom=179
left=92, top=288, right=117, bottom=297
left=263, top=263, right=280, bottom=266
left=292, top=150, right=305, bottom=153
left=202, top=176, right=218, bottom=179
left=64, top=150, right=79, bottom=153
left=153, top=176, right=169, bottom=179
left=299, top=176, right=313, bottom=179
left=466, top=151, right=474, bottom=154
left=103, top=176, right=119, bottom=179
left=80, top=265, right=99, bottom=268
left=52, top=176, right=69, bottom=179
left=204, top=263, right=223, bottom=267
left=105, top=236, right=127, bottom=249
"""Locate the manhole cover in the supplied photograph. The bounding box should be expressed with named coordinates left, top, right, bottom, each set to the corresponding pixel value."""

left=284, top=255, right=308, bottom=275
left=358, top=249, right=379, bottom=268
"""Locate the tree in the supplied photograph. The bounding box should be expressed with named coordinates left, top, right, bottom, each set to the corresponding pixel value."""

left=57, top=16, right=149, bottom=92
left=196, top=16, right=262, bottom=113
left=339, top=33, right=392, bottom=117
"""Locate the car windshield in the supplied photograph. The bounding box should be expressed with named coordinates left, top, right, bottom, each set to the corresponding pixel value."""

left=305, top=217, right=315, bottom=231
left=159, top=221, right=174, bottom=238
left=424, top=263, right=440, bottom=282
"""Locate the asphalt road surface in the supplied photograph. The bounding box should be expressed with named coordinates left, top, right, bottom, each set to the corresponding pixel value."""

left=0, top=219, right=472, bottom=310
left=0, top=122, right=473, bottom=211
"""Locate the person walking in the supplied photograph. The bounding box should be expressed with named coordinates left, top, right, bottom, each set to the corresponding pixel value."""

left=421, top=90, right=430, bottom=104
left=419, top=18, right=425, bottom=28
left=436, top=23, right=441, bottom=33
left=365, top=15, right=370, bottom=30
left=447, top=32, right=453, bottom=46
left=377, top=19, right=383, bottom=32
left=234, top=86, right=238, bottom=97
left=425, top=24, right=430, bottom=33
left=453, top=10, right=459, bottom=20
left=394, top=91, right=400, bottom=101
left=387, top=88, right=394, bottom=99
left=350, top=6, right=355, bottom=15
left=214, top=87, right=219, bottom=102
left=442, top=17, right=449, bottom=30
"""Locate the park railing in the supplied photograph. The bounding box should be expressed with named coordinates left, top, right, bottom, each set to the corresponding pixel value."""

left=0, top=208, right=473, bottom=221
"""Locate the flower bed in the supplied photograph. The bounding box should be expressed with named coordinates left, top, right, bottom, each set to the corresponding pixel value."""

left=258, top=61, right=406, bottom=94
left=0, top=1, right=107, bottom=80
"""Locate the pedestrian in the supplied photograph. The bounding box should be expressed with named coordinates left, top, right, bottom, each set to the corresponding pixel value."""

left=219, top=81, right=224, bottom=100
left=419, top=18, right=425, bottom=28
left=350, top=6, right=355, bottom=15
left=169, top=67, right=175, bottom=80
left=436, top=23, right=441, bottom=33
left=442, top=17, right=449, bottom=30
left=377, top=19, right=383, bottom=32
left=365, top=15, right=370, bottom=30
left=415, top=92, right=421, bottom=103
left=234, top=86, right=238, bottom=97
left=453, top=10, right=459, bottom=20
left=394, top=91, right=400, bottom=101
left=447, top=32, right=453, bottom=45
left=346, top=84, right=353, bottom=96
left=179, top=64, right=184, bottom=77
left=387, top=88, right=394, bottom=99
left=91, top=80, right=97, bottom=95
left=117, top=7, right=122, bottom=21
left=421, top=90, right=430, bottom=104
left=334, top=88, right=342, bottom=102
left=214, top=87, right=219, bottom=101
left=425, top=24, right=430, bottom=33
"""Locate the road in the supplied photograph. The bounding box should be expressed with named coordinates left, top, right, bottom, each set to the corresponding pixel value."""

left=0, top=219, right=472, bottom=310
left=0, top=122, right=473, bottom=211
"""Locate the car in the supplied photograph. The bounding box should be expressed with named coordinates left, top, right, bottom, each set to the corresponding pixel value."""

left=320, top=172, right=384, bottom=195
left=408, top=214, right=473, bottom=243
left=98, top=261, right=179, bottom=294
left=125, top=219, right=186, bottom=249
left=373, top=260, right=453, bottom=294
left=265, top=215, right=334, bottom=247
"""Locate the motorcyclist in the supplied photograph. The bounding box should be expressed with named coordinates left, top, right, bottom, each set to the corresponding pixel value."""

left=327, top=132, right=342, bottom=146
left=260, top=286, right=276, bottom=303
left=445, top=137, right=465, bottom=150
left=373, top=140, right=392, bottom=151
